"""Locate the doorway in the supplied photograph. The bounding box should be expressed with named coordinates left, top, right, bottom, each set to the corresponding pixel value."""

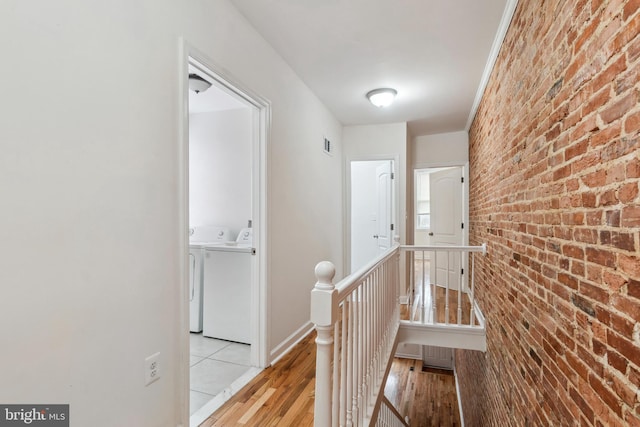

left=349, top=159, right=395, bottom=273
left=414, top=166, right=465, bottom=289
left=180, top=48, right=269, bottom=427
left=414, top=166, right=466, bottom=369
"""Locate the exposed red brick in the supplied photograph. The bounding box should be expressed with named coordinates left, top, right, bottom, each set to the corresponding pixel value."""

left=623, top=0, right=640, bottom=21
left=588, top=373, right=623, bottom=417
left=571, top=385, right=595, bottom=421
left=603, top=271, right=628, bottom=292
left=628, top=279, right=640, bottom=299
left=585, top=247, right=616, bottom=267
left=607, top=330, right=640, bottom=368
left=601, top=136, right=640, bottom=161
left=625, top=109, right=640, bottom=134
left=618, top=182, right=639, bottom=203
left=461, top=1, right=640, bottom=425
left=621, top=205, right=640, bottom=226
left=599, top=188, right=619, bottom=206
left=618, top=253, right=640, bottom=277
left=610, top=231, right=636, bottom=251
left=582, top=169, right=607, bottom=188
left=629, top=31, right=640, bottom=62
left=590, top=122, right=622, bottom=148
left=605, top=209, right=621, bottom=226
left=627, top=157, right=640, bottom=178
left=608, top=349, right=629, bottom=375
left=579, top=281, right=610, bottom=304
left=574, top=228, right=598, bottom=243
left=563, top=244, right=585, bottom=259
left=582, top=191, right=597, bottom=207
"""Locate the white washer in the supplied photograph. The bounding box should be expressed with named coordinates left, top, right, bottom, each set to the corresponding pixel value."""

left=203, top=228, right=253, bottom=343
left=189, top=226, right=231, bottom=333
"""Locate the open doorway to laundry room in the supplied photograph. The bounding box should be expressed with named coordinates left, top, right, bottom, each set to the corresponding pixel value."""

left=181, top=50, right=269, bottom=426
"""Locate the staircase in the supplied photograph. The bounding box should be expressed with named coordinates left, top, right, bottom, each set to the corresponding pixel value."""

left=310, top=243, right=487, bottom=426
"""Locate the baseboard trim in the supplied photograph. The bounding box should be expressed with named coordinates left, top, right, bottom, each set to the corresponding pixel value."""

left=269, top=321, right=315, bottom=365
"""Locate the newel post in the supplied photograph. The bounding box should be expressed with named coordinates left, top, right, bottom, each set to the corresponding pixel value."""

left=311, top=261, right=338, bottom=427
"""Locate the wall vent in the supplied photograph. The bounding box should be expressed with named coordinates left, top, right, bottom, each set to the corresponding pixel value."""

left=323, top=137, right=333, bottom=156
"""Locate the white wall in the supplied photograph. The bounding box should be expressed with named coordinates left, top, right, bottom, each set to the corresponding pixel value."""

left=189, top=109, right=252, bottom=237
left=0, top=1, right=343, bottom=426
left=413, top=130, right=469, bottom=166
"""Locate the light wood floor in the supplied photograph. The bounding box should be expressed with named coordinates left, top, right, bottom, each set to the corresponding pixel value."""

left=199, top=333, right=460, bottom=426
left=199, top=332, right=316, bottom=426
left=384, top=358, right=461, bottom=427
left=402, top=259, right=477, bottom=326
left=402, top=286, right=476, bottom=325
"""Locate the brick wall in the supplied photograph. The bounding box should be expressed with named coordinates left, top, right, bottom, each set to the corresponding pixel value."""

left=457, top=0, right=640, bottom=425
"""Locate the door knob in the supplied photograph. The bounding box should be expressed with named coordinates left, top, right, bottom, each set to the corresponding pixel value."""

left=373, top=235, right=379, bottom=239
left=428, top=232, right=434, bottom=236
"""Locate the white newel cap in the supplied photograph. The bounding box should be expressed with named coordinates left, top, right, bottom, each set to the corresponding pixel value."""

left=314, top=261, right=336, bottom=291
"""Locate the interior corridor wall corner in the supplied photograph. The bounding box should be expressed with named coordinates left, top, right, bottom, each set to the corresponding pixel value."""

left=458, top=1, right=640, bottom=425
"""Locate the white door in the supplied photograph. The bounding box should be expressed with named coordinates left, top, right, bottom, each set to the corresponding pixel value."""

left=350, top=160, right=394, bottom=272
left=423, top=345, right=454, bottom=370
left=429, top=167, right=463, bottom=289
left=375, top=161, right=393, bottom=252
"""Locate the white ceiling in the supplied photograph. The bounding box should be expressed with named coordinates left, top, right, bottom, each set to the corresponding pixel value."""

left=229, top=0, right=514, bottom=136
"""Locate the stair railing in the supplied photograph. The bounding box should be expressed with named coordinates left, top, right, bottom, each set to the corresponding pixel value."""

left=311, top=243, right=401, bottom=427
left=373, top=396, right=410, bottom=427
left=404, top=244, right=486, bottom=327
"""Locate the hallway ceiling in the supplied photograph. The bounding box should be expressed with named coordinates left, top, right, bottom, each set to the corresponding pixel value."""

left=229, top=0, right=512, bottom=136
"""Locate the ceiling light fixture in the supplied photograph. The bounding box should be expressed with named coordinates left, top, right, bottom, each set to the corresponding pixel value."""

left=366, top=88, right=397, bottom=108
left=188, top=73, right=212, bottom=94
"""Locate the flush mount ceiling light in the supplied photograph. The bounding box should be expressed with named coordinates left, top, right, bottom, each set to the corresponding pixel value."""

left=188, top=73, right=212, bottom=94
left=366, top=88, right=397, bottom=108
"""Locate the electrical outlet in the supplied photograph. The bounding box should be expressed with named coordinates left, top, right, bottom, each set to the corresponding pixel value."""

left=145, top=352, right=161, bottom=386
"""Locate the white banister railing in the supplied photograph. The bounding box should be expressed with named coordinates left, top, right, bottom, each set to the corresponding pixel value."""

left=311, top=243, right=401, bottom=427
left=373, top=396, right=409, bottom=427
left=311, top=243, right=488, bottom=426
left=403, top=244, right=486, bottom=328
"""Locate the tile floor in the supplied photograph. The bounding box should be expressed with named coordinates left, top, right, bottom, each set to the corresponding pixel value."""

left=189, top=333, right=253, bottom=416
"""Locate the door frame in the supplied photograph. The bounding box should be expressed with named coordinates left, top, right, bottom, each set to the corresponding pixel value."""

left=344, top=155, right=399, bottom=274
left=413, top=160, right=469, bottom=247
left=178, top=39, right=271, bottom=426
left=413, top=161, right=469, bottom=291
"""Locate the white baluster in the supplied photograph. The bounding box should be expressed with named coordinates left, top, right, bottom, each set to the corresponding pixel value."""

left=458, top=251, right=462, bottom=325
left=432, top=251, right=437, bottom=323
left=470, top=252, right=476, bottom=326
left=346, top=293, right=354, bottom=427
left=445, top=250, right=450, bottom=324
left=340, top=302, right=347, bottom=426
left=332, top=319, right=340, bottom=426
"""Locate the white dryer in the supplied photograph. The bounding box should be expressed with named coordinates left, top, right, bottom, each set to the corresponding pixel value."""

left=203, top=228, right=253, bottom=343
left=189, top=226, right=230, bottom=333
